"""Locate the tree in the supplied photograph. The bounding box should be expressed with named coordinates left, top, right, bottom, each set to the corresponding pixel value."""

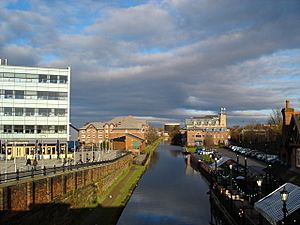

left=145, top=126, right=160, bottom=145
left=267, top=108, right=282, bottom=128
left=203, top=135, right=214, bottom=149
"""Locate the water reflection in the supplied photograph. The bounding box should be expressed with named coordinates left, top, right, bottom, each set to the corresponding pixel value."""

left=117, top=143, right=211, bottom=225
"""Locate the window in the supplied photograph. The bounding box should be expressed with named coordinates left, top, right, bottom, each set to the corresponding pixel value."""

left=25, top=125, right=34, bottom=134
left=4, top=125, right=12, bottom=133
left=37, top=91, right=48, bottom=100
left=81, top=130, right=85, bottom=133
left=297, top=149, right=300, bottom=167
left=50, top=75, right=58, bottom=83
left=38, top=108, right=49, bottom=116
left=55, top=125, right=66, bottom=134
left=55, top=108, right=66, bottom=116
left=25, top=108, right=35, bottom=116
left=81, top=135, right=86, bottom=138
left=15, top=90, right=24, bottom=99
left=4, top=107, right=13, bottom=116
left=4, top=90, right=13, bottom=99
left=15, top=108, right=24, bottom=116
left=14, top=125, right=24, bottom=133
left=59, top=76, right=68, bottom=83
left=38, top=74, right=48, bottom=83
left=87, top=135, right=90, bottom=138
left=92, top=135, right=96, bottom=138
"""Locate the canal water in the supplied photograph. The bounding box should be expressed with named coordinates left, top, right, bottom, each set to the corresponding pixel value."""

left=117, top=142, right=211, bottom=225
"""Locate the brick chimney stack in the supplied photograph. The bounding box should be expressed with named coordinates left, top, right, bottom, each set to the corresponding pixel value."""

left=282, top=100, right=294, bottom=126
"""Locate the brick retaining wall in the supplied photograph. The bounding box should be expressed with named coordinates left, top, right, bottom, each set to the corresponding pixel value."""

left=0, top=154, right=132, bottom=213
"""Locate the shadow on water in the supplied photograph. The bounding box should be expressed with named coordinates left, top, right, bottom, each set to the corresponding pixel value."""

left=1, top=203, right=123, bottom=225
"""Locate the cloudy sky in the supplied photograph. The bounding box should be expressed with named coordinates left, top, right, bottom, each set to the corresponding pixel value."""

left=1, top=0, right=300, bottom=127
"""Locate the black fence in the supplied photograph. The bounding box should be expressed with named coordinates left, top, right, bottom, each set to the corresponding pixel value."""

left=0, top=151, right=130, bottom=183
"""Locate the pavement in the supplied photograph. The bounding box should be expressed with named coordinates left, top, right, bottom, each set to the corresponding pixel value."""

left=0, top=150, right=122, bottom=174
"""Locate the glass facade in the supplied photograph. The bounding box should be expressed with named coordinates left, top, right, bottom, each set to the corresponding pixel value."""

left=0, top=65, right=70, bottom=150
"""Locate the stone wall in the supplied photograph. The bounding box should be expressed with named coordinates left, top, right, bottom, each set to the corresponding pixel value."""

left=0, top=154, right=132, bottom=213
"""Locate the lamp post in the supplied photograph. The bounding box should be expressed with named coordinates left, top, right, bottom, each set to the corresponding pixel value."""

left=236, top=154, right=239, bottom=176
left=214, top=157, right=218, bottom=171
left=229, top=164, right=233, bottom=212
left=229, top=164, right=233, bottom=190
left=256, top=178, right=263, bottom=199
left=280, top=186, right=289, bottom=225
left=244, top=157, right=247, bottom=181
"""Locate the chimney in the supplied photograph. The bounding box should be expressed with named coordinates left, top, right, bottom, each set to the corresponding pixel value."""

left=285, top=100, right=290, bottom=109
left=0, top=59, right=8, bottom=65
left=282, top=100, right=294, bottom=126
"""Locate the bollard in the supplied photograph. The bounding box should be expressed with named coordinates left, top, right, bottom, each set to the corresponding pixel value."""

left=54, top=165, right=56, bottom=174
left=63, top=164, right=65, bottom=172
left=43, top=166, right=46, bottom=176
left=16, top=169, right=19, bottom=180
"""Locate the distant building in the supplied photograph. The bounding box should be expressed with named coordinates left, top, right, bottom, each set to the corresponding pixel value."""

left=0, top=59, right=70, bottom=159
left=78, top=116, right=148, bottom=154
left=185, top=108, right=229, bottom=147
left=164, top=123, right=180, bottom=136
left=281, top=100, right=300, bottom=168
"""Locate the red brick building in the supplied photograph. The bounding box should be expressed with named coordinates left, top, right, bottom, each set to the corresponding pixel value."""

left=78, top=116, right=148, bottom=153
left=281, top=100, right=300, bottom=168
left=185, top=108, right=230, bottom=147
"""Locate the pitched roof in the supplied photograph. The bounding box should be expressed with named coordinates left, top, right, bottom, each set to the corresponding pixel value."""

left=79, top=116, right=147, bottom=130
left=254, top=183, right=300, bottom=225
left=108, top=116, right=147, bottom=129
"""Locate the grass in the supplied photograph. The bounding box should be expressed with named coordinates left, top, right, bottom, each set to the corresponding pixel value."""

left=81, top=138, right=161, bottom=225
left=111, top=165, right=146, bottom=206
left=186, top=146, right=197, bottom=153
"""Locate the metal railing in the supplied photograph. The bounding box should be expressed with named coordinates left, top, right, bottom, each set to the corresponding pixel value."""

left=0, top=151, right=130, bottom=183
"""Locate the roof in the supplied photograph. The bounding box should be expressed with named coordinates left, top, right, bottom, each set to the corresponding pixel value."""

left=209, top=156, right=232, bottom=169
left=254, top=183, right=300, bottom=225
left=112, top=133, right=145, bottom=141
left=108, top=116, right=147, bottom=129
left=79, top=116, right=147, bottom=130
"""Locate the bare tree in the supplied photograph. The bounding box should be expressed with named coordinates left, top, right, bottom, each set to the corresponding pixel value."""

left=145, top=126, right=160, bottom=145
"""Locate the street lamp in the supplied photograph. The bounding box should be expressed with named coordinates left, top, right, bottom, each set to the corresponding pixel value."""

left=214, top=157, right=218, bottom=171
left=280, top=186, right=289, bottom=224
left=229, top=164, right=233, bottom=190
left=256, top=178, right=263, bottom=199
left=236, top=154, right=239, bottom=176
left=244, top=157, right=247, bottom=181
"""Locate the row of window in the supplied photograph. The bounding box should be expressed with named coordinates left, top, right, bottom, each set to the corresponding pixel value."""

left=0, top=73, right=68, bottom=84
left=1, top=125, right=67, bottom=134
left=0, top=107, right=67, bottom=117
left=188, top=128, right=227, bottom=132
left=0, top=90, right=68, bottom=100
left=194, top=134, right=225, bottom=138
left=81, top=134, right=109, bottom=139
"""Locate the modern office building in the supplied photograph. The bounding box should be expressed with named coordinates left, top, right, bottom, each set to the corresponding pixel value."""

left=185, top=108, right=229, bottom=147
left=0, top=59, right=70, bottom=159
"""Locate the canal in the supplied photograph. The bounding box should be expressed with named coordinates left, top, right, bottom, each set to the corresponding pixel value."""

left=117, top=142, right=211, bottom=225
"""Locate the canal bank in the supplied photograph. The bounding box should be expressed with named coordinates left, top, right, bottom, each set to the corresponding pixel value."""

left=79, top=139, right=162, bottom=225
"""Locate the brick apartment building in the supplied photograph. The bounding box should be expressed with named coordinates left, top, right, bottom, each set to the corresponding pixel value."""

left=78, top=116, right=148, bottom=154
left=185, top=108, right=229, bottom=147
left=281, top=100, right=300, bottom=168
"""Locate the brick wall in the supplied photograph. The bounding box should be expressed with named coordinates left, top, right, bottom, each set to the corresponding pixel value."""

left=0, top=154, right=132, bottom=214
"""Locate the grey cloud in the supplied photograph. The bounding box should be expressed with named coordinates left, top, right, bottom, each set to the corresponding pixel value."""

left=1, top=0, right=300, bottom=127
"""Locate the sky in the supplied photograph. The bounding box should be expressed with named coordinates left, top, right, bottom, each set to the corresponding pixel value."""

left=1, top=0, right=300, bottom=127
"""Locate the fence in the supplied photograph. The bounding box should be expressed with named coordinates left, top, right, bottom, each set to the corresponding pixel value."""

left=0, top=151, right=130, bottom=183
